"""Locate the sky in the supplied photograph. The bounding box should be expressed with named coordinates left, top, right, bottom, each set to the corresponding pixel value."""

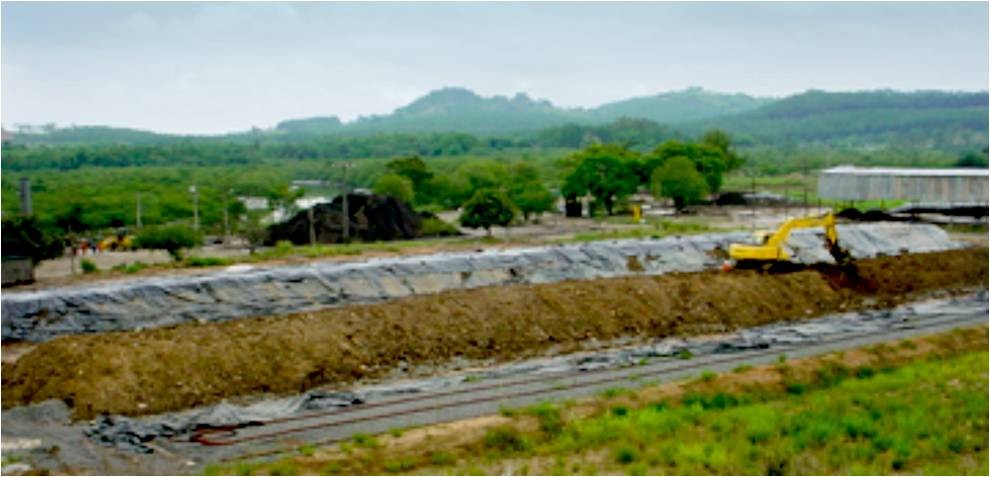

left=2, top=2, right=988, bottom=135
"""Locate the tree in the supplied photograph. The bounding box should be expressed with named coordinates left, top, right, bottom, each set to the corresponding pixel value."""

left=511, top=182, right=555, bottom=222
left=53, top=204, right=88, bottom=234
left=422, top=173, right=471, bottom=210
left=955, top=151, right=988, bottom=168
left=651, top=156, right=709, bottom=211
left=508, top=162, right=555, bottom=222
left=561, top=144, right=639, bottom=216
left=701, top=129, right=745, bottom=171
left=1, top=216, right=64, bottom=266
left=645, top=140, right=731, bottom=194
left=459, top=189, right=517, bottom=237
left=373, top=174, right=415, bottom=204
left=386, top=156, right=434, bottom=190
left=239, top=211, right=269, bottom=254
left=134, top=225, right=201, bottom=261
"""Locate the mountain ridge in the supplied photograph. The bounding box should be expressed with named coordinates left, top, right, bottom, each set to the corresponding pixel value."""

left=5, top=87, right=987, bottom=151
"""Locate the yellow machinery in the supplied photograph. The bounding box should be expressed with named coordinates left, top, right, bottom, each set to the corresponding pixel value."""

left=99, top=235, right=135, bottom=251
left=729, top=212, right=848, bottom=265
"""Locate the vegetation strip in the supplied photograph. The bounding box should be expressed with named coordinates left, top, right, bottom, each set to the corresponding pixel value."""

left=213, top=326, right=988, bottom=476
left=2, top=248, right=986, bottom=419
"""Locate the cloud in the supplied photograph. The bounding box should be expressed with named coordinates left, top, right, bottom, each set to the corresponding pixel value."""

left=1, top=2, right=987, bottom=134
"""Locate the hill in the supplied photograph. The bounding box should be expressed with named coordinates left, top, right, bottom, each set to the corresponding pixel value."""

left=684, top=89, right=989, bottom=150
left=3, top=125, right=181, bottom=146
left=285, top=87, right=591, bottom=136
left=5, top=88, right=987, bottom=152
left=590, top=87, right=772, bottom=124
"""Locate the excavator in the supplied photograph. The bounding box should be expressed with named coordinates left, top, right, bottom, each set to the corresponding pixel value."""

left=727, top=212, right=850, bottom=271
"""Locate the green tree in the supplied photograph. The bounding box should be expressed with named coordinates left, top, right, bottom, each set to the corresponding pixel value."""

left=955, top=151, right=988, bottom=168
left=239, top=211, right=269, bottom=254
left=561, top=144, right=639, bottom=216
left=511, top=182, right=556, bottom=222
left=701, top=129, right=745, bottom=171
left=422, top=174, right=471, bottom=210
left=53, top=204, right=88, bottom=234
left=508, top=162, right=555, bottom=222
left=373, top=174, right=415, bottom=204
left=459, top=189, right=517, bottom=237
left=645, top=140, right=731, bottom=194
left=134, top=225, right=201, bottom=261
left=1, top=216, right=64, bottom=265
left=386, top=156, right=434, bottom=190
left=651, top=156, right=709, bottom=211
left=456, top=160, right=510, bottom=191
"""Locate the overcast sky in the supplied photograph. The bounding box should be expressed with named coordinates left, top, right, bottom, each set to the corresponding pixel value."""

left=2, top=2, right=988, bottom=135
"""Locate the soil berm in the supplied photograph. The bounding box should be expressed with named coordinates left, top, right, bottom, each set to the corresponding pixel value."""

left=2, top=247, right=986, bottom=419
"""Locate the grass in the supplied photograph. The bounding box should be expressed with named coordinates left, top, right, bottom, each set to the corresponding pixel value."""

left=569, top=218, right=726, bottom=243
left=455, top=349, right=987, bottom=475
left=184, top=256, right=233, bottom=267
left=217, top=328, right=988, bottom=475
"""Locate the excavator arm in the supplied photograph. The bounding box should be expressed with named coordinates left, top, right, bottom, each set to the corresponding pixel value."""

left=729, top=212, right=846, bottom=263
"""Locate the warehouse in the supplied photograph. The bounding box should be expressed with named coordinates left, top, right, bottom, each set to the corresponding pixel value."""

left=818, top=166, right=989, bottom=204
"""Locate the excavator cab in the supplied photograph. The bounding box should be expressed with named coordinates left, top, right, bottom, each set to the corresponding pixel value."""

left=728, top=212, right=850, bottom=269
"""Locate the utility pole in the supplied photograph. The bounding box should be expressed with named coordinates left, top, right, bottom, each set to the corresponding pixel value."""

left=308, top=207, right=316, bottom=246
left=135, top=192, right=143, bottom=228
left=190, top=185, right=199, bottom=231
left=223, top=189, right=231, bottom=245
left=19, top=177, right=32, bottom=216
left=330, top=162, right=354, bottom=242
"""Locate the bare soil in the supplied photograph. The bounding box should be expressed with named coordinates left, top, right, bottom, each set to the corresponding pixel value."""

left=2, top=248, right=986, bottom=419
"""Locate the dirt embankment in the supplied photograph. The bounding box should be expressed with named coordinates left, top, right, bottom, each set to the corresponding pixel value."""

left=2, top=248, right=986, bottom=419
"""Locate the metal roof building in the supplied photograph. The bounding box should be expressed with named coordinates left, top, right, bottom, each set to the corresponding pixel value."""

left=818, top=166, right=989, bottom=204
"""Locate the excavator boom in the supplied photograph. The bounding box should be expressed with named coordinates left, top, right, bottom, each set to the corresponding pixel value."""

left=729, top=212, right=846, bottom=264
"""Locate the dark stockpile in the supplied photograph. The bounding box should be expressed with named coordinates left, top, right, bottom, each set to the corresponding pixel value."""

left=267, top=194, right=422, bottom=245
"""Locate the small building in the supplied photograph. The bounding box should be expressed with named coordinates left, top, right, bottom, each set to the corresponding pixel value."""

left=818, top=166, right=989, bottom=205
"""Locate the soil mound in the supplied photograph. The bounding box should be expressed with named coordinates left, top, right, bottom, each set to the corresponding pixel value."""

left=267, top=193, right=421, bottom=245
left=2, top=248, right=985, bottom=419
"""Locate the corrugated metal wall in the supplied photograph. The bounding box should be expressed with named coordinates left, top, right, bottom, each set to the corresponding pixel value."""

left=818, top=172, right=989, bottom=203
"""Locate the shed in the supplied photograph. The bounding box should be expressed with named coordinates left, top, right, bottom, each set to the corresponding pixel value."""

left=817, top=166, right=989, bottom=204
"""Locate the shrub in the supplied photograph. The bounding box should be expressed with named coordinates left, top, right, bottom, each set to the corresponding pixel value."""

left=615, top=445, right=639, bottom=464
left=459, top=189, right=517, bottom=237
left=420, top=217, right=459, bottom=237
left=526, top=403, right=565, bottom=436
left=483, top=426, right=530, bottom=453
left=80, top=258, right=98, bottom=274
left=134, top=225, right=200, bottom=261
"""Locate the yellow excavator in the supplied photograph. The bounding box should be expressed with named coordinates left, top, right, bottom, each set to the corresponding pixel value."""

left=728, top=212, right=850, bottom=269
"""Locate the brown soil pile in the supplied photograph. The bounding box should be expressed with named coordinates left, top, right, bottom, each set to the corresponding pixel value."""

left=2, top=248, right=986, bottom=419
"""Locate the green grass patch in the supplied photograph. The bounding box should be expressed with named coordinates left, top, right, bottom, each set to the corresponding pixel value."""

left=184, top=256, right=233, bottom=267
left=448, top=350, right=988, bottom=475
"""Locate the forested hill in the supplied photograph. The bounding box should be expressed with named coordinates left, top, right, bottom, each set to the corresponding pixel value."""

left=4, top=125, right=184, bottom=146
left=336, top=87, right=590, bottom=135
left=589, top=87, right=772, bottom=124
left=4, top=88, right=987, bottom=152
left=680, top=90, right=989, bottom=150
left=3, top=87, right=769, bottom=144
